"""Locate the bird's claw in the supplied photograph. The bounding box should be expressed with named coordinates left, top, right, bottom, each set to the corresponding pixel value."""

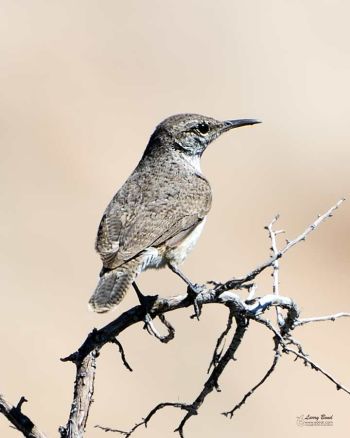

left=187, top=283, right=203, bottom=298
left=192, top=297, right=202, bottom=320
left=186, top=284, right=204, bottom=320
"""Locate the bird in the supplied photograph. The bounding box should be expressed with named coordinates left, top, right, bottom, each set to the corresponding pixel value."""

left=89, top=113, right=260, bottom=313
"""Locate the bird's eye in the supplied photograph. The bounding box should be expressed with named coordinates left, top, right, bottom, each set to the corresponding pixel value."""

left=197, top=122, right=209, bottom=135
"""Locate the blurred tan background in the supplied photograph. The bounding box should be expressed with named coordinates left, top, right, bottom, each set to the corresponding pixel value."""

left=0, top=0, right=349, bottom=437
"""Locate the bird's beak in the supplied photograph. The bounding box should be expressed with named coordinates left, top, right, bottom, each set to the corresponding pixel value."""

left=222, top=118, right=262, bottom=133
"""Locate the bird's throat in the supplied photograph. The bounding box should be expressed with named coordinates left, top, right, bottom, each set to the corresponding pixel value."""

left=181, top=153, right=202, bottom=174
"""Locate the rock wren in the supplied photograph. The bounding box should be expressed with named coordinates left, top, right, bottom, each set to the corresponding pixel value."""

left=89, top=113, right=260, bottom=313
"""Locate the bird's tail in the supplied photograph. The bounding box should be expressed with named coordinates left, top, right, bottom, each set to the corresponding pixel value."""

left=88, top=259, right=141, bottom=313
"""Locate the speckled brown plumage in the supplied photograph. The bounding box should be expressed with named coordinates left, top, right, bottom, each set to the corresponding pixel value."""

left=89, top=113, right=260, bottom=312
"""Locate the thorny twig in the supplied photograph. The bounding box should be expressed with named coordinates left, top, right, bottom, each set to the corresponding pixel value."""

left=214, top=198, right=345, bottom=293
left=174, top=315, right=249, bottom=438
left=222, top=336, right=281, bottom=418
left=282, top=344, right=350, bottom=395
left=95, top=403, right=194, bottom=437
left=266, top=215, right=285, bottom=326
left=255, top=316, right=350, bottom=396
left=266, top=215, right=282, bottom=296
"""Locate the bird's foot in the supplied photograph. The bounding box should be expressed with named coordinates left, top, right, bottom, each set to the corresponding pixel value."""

left=187, top=283, right=203, bottom=298
left=187, top=283, right=204, bottom=320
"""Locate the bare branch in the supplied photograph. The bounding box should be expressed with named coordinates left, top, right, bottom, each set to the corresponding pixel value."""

left=62, top=292, right=297, bottom=367
left=207, top=307, right=235, bottom=374
left=52, top=198, right=350, bottom=437
left=2, top=200, right=345, bottom=438
left=215, top=198, right=345, bottom=293
left=0, top=394, right=47, bottom=438
left=174, top=315, right=249, bottom=438
left=144, top=314, right=175, bottom=343
left=266, top=214, right=281, bottom=296
left=266, top=215, right=286, bottom=327
left=59, top=351, right=97, bottom=438
left=222, top=337, right=281, bottom=418
left=295, top=312, right=350, bottom=327
left=286, top=335, right=309, bottom=357
left=96, top=403, right=193, bottom=437
left=282, top=344, right=350, bottom=396
left=57, top=291, right=298, bottom=437
left=281, top=198, right=345, bottom=253
left=95, top=425, right=128, bottom=435
left=256, top=317, right=350, bottom=397
left=110, top=338, right=133, bottom=372
left=96, top=315, right=249, bottom=438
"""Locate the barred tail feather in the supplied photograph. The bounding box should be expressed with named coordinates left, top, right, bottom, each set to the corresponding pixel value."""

left=88, top=262, right=139, bottom=313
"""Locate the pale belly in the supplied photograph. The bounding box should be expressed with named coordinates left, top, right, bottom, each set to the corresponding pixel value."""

left=166, top=218, right=206, bottom=266
left=137, top=218, right=207, bottom=272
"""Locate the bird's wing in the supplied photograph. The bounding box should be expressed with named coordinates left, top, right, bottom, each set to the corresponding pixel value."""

left=96, top=175, right=211, bottom=269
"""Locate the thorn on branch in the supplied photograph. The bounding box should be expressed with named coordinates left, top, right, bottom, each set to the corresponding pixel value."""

left=15, top=396, right=27, bottom=412
left=275, top=230, right=285, bottom=235
left=214, top=382, right=221, bottom=392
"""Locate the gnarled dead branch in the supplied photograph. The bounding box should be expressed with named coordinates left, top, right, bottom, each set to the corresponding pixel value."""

left=0, top=199, right=348, bottom=438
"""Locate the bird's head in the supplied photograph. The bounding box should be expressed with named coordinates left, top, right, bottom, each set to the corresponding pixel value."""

left=149, top=113, right=261, bottom=158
